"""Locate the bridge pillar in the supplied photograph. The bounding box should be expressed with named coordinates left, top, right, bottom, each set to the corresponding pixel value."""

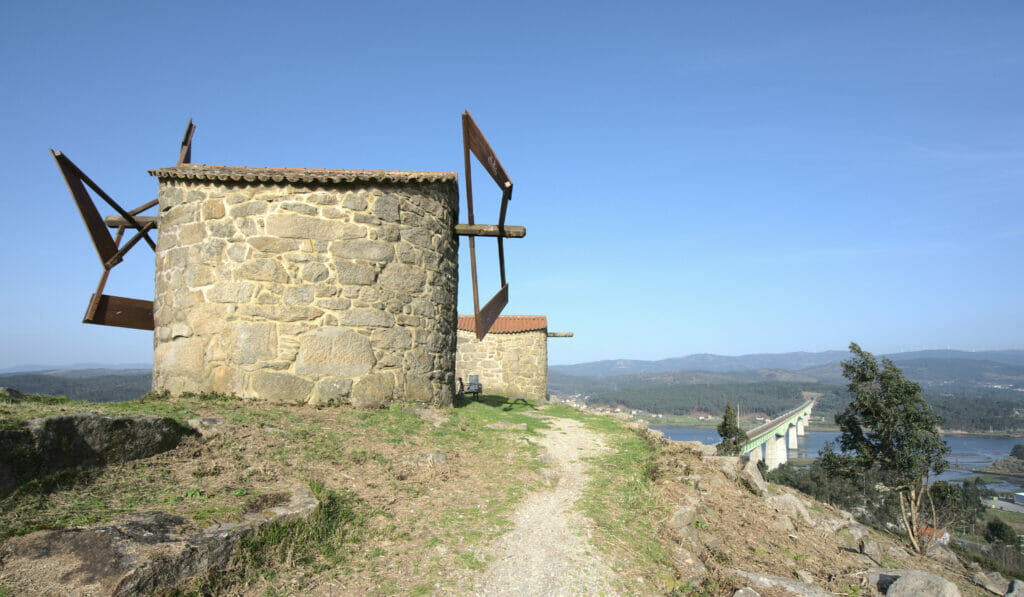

left=796, top=416, right=806, bottom=436
left=747, top=444, right=763, bottom=464
left=764, top=433, right=787, bottom=471
left=787, top=424, right=799, bottom=450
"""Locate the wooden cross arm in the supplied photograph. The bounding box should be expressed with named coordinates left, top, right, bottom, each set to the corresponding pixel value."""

left=105, top=215, right=157, bottom=229
left=547, top=332, right=574, bottom=338
left=455, top=224, right=525, bottom=238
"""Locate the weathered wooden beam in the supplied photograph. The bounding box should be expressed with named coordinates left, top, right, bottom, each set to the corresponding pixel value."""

left=547, top=332, right=574, bottom=338
left=84, top=294, right=154, bottom=331
left=455, top=224, right=525, bottom=238
left=106, top=215, right=157, bottom=228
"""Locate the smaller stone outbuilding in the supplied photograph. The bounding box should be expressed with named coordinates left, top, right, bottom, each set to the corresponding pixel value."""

left=455, top=315, right=549, bottom=401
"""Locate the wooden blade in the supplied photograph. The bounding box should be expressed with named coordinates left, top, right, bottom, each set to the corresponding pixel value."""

left=84, top=294, right=154, bottom=330
left=463, top=111, right=512, bottom=190
left=475, top=284, right=509, bottom=341
left=177, top=119, right=195, bottom=166
left=52, top=150, right=118, bottom=266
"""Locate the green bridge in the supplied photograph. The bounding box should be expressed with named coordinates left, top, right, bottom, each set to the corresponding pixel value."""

left=737, top=398, right=815, bottom=471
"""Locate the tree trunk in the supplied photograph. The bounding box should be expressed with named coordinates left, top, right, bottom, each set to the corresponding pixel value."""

left=899, top=491, right=922, bottom=553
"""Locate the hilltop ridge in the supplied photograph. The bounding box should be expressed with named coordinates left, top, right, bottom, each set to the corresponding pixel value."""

left=0, top=390, right=1003, bottom=595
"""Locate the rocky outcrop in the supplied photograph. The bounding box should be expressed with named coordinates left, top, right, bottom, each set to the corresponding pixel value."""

left=974, top=570, right=1011, bottom=595
left=649, top=432, right=985, bottom=597
left=728, top=569, right=834, bottom=597
left=739, top=456, right=768, bottom=496
left=0, top=413, right=189, bottom=497
left=867, top=568, right=961, bottom=596
left=0, top=485, right=317, bottom=596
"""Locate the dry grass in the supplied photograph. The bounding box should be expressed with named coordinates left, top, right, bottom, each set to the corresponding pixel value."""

left=0, top=393, right=549, bottom=595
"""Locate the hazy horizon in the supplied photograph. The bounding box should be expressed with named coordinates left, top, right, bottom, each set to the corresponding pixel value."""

left=5, top=346, right=1024, bottom=375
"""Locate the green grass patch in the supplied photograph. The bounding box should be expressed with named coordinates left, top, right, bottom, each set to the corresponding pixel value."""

left=454, top=551, right=486, bottom=571
left=571, top=411, right=677, bottom=593
left=198, top=480, right=373, bottom=593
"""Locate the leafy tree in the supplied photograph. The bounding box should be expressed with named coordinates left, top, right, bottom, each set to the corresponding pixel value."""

left=716, top=402, right=748, bottom=455
left=1011, top=444, right=1024, bottom=460
left=930, top=479, right=990, bottom=537
left=986, top=517, right=1018, bottom=546
left=835, top=342, right=949, bottom=553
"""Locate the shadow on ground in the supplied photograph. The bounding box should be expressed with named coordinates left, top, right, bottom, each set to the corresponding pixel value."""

left=454, top=394, right=536, bottom=411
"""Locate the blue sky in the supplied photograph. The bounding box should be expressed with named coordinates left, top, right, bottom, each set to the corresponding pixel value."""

left=1, top=1, right=1021, bottom=369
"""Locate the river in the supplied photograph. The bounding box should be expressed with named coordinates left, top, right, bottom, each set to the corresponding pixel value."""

left=653, top=426, right=1024, bottom=493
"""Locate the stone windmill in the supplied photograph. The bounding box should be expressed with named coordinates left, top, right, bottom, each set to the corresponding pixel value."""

left=52, top=113, right=525, bottom=407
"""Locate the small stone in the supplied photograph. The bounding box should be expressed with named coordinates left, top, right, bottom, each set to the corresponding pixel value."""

left=228, top=322, right=277, bottom=365
left=331, top=239, right=395, bottom=262
left=350, top=372, right=395, bottom=409
left=295, top=328, right=375, bottom=378
left=372, top=195, right=400, bottom=222
left=283, top=286, right=314, bottom=306
left=250, top=371, right=314, bottom=403
left=379, top=262, right=426, bottom=293
left=859, top=538, right=883, bottom=565
left=338, top=309, right=394, bottom=328
left=334, top=261, right=376, bottom=285
left=266, top=213, right=365, bottom=241
left=301, top=263, right=329, bottom=283
left=237, top=259, right=287, bottom=283
left=973, top=570, right=1010, bottom=595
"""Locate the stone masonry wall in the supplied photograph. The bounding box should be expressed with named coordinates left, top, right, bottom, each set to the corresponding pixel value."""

left=150, top=166, right=458, bottom=407
left=455, top=330, right=547, bottom=401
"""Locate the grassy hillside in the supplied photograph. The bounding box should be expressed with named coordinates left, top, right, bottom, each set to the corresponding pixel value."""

left=0, top=393, right=680, bottom=594
left=0, top=392, right=996, bottom=596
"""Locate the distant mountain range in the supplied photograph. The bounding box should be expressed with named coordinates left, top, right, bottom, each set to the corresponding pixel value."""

left=548, top=349, right=1024, bottom=406
left=0, top=363, right=152, bottom=375
left=550, top=350, right=1024, bottom=378
left=548, top=349, right=1024, bottom=432
left=0, top=369, right=152, bottom=402
left=2, top=349, right=1023, bottom=410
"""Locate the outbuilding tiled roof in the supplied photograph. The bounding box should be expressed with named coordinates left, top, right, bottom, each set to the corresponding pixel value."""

left=149, top=164, right=457, bottom=185
left=457, top=315, right=547, bottom=334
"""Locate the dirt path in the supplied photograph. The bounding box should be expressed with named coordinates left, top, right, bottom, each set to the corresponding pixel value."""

left=464, top=416, right=621, bottom=596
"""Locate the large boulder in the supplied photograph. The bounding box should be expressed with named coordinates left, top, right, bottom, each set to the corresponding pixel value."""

left=739, top=456, right=768, bottom=496
left=767, top=492, right=813, bottom=527
left=973, top=570, right=1010, bottom=595
left=866, top=569, right=960, bottom=597
left=728, top=569, right=833, bottom=597
left=1006, top=579, right=1024, bottom=597
left=0, top=486, right=318, bottom=595
left=0, top=413, right=188, bottom=497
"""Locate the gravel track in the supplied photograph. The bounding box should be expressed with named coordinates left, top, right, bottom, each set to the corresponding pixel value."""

left=464, top=416, right=621, bottom=596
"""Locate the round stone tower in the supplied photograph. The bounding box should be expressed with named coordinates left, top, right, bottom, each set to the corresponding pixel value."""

left=148, top=165, right=458, bottom=407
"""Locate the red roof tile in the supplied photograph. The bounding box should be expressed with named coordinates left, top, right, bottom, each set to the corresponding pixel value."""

left=457, top=315, right=547, bottom=334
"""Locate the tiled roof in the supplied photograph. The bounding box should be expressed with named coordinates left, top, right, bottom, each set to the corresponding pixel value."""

left=457, top=315, right=547, bottom=334
left=149, top=164, right=457, bottom=185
